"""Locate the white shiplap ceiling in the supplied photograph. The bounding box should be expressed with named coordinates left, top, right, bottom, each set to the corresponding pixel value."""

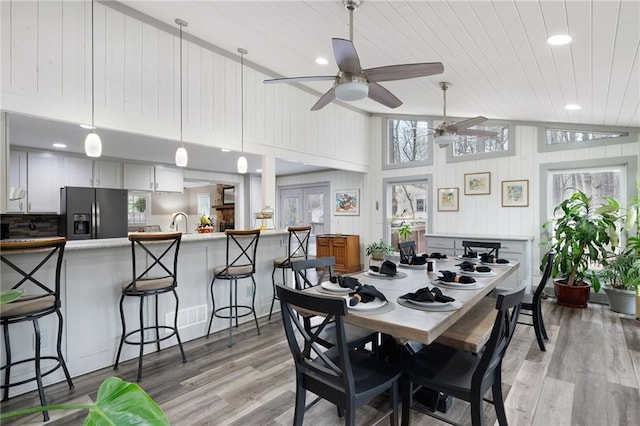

left=115, top=0, right=640, bottom=128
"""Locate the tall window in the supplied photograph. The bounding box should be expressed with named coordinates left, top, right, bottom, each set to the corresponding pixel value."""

left=386, top=118, right=433, bottom=167
left=548, top=168, right=623, bottom=217
left=386, top=178, right=430, bottom=252
left=128, top=193, right=149, bottom=225
left=197, top=193, right=211, bottom=217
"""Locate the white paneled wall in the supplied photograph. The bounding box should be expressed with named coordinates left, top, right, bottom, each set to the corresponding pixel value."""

left=0, top=0, right=370, bottom=171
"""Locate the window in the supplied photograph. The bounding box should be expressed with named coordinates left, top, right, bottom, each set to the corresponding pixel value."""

left=447, top=123, right=514, bottom=162
left=546, top=129, right=626, bottom=145
left=538, top=124, right=637, bottom=152
left=197, top=193, right=211, bottom=217
left=385, top=118, right=433, bottom=168
left=128, top=193, right=149, bottom=225
left=384, top=176, right=432, bottom=253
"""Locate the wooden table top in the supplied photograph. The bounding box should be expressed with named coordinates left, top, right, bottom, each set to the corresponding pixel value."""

left=306, top=259, right=519, bottom=346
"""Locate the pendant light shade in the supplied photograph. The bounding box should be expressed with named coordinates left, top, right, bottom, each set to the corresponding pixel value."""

left=175, top=146, right=188, bottom=167
left=175, top=18, right=188, bottom=167
left=85, top=132, right=102, bottom=157
left=237, top=48, right=248, bottom=174
left=85, top=0, right=101, bottom=158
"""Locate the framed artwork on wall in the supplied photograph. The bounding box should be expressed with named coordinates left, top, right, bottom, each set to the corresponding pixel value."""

left=437, top=188, right=459, bottom=211
left=502, top=179, right=529, bottom=207
left=464, top=172, right=491, bottom=195
left=333, top=189, right=360, bottom=216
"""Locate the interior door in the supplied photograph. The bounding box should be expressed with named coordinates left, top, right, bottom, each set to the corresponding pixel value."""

left=279, top=185, right=329, bottom=256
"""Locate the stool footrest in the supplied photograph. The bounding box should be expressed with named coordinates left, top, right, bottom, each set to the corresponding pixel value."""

left=123, top=326, right=180, bottom=346
left=0, top=356, right=66, bottom=389
left=214, top=305, right=255, bottom=320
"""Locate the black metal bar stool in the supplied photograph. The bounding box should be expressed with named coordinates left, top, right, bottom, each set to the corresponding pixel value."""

left=113, top=232, right=187, bottom=382
left=206, top=229, right=261, bottom=347
left=268, top=225, right=312, bottom=320
left=1, top=237, right=74, bottom=422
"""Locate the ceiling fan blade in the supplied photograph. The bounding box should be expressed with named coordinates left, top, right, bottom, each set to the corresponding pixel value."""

left=456, top=129, right=499, bottom=137
left=332, top=38, right=362, bottom=74
left=453, top=116, right=488, bottom=130
left=264, top=76, right=336, bottom=85
left=310, top=87, right=336, bottom=111
left=368, top=82, right=402, bottom=109
left=364, top=62, right=444, bottom=82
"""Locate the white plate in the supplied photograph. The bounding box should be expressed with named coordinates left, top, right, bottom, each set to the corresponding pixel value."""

left=320, top=282, right=352, bottom=294
left=397, top=263, right=428, bottom=270
left=398, top=298, right=463, bottom=312
left=454, top=256, right=480, bottom=263
left=347, top=297, right=388, bottom=311
left=458, top=270, right=496, bottom=277
left=406, top=299, right=453, bottom=308
left=364, top=271, right=408, bottom=279
left=432, top=280, right=483, bottom=290
left=366, top=269, right=391, bottom=277
left=480, top=261, right=514, bottom=267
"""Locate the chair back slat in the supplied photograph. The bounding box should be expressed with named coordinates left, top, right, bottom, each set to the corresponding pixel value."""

left=287, top=225, right=312, bottom=261
left=462, top=240, right=501, bottom=258
left=218, top=229, right=261, bottom=277
left=398, top=241, right=417, bottom=264
left=291, top=257, right=335, bottom=290
left=128, top=233, right=181, bottom=291
left=534, top=252, right=555, bottom=301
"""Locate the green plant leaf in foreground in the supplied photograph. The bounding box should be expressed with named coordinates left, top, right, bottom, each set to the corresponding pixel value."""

left=0, top=289, right=24, bottom=305
left=84, top=377, right=168, bottom=425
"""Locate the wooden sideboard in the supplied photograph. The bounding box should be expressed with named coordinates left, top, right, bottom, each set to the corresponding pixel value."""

left=316, top=234, right=360, bottom=274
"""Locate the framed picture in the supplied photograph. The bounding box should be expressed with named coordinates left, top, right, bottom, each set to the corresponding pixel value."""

left=222, top=186, right=235, bottom=205
left=437, top=188, right=459, bottom=211
left=464, top=172, right=491, bottom=195
left=333, top=189, right=360, bottom=216
left=502, top=179, right=529, bottom=207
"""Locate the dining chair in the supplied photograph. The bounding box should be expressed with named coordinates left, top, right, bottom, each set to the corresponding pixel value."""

left=268, top=225, right=312, bottom=320
left=291, top=256, right=379, bottom=350
left=398, top=241, right=417, bottom=264
left=517, top=252, right=555, bottom=351
left=277, top=284, right=401, bottom=426
left=114, top=232, right=187, bottom=382
left=401, top=287, right=525, bottom=426
left=1, top=237, right=74, bottom=421
left=462, top=241, right=501, bottom=259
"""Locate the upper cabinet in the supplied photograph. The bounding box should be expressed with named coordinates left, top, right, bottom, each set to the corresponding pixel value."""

left=62, top=157, right=122, bottom=189
left=124, top=163, right=183, bottom=193
left=7, top=150, right=27, bottom=213
left=26, top=151, right=60, bottom=213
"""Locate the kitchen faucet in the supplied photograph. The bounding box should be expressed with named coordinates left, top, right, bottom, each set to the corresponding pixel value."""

left=169, top=212, right=189, bottom=234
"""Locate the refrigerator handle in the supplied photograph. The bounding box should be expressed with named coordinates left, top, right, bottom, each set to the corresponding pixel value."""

left=91, top=202, right=96, bottom=239
left=95, top=202, right=101, bottom=238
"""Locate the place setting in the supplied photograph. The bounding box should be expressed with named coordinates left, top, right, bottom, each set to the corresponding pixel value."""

left=319, top=275, right=394, bottom=314
left=396, top=286, right=462, bottom=312
left=363, top=260, right=408, bottom=279
left=479, top=253, right=515, bottom=267
left=455, top=260, right=496, bottom=277
left=430, top=270, right=484, bottom=290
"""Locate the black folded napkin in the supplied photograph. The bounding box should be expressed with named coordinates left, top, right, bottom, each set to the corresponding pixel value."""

left=461, top=250, right=478, bottom=259
left=410, top=254, right=427, bottom=265
left=429, top=252, right=448, bottom=260
left=456, top=261, right=492, bottom=273
left=438, top=270, right=476, bottom=284
left=381, top=260, right=397, bottom=276
left=333, top=276, right=387, bottom=305
left=480, top=253, right=510, bottom=264
left=400, top=287, right=455, bottom=303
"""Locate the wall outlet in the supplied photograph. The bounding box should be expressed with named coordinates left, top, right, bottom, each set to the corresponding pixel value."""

left=32, top=329, right=48, bottom=350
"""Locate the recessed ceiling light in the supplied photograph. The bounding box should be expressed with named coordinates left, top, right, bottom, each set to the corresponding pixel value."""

left=52, top=143, right=67, bottom=148
left=256, top=169, right=262, bottom=173
left=79, top=124, right=96, bottom=130
left=315, top=57, right=329, bottom=65
left=221, top=148, right=231, bottom=152
left=564, top=104, right=582, bottom=111
left=546, top=34, right=572, bottom=46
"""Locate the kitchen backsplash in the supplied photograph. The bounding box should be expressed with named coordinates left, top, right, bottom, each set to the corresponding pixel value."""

left=0, top=214, right=61, bottom=239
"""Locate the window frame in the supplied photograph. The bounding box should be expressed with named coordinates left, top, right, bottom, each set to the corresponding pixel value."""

left=537, top=122, right=638, bottom=152
left=127, top=192, right=150, bottom=226
left=445, top=120, right=516, bottom=163
left=383, top=116, right=434, bottom=170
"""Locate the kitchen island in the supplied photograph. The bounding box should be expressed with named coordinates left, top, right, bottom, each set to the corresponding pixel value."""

left=0, top=230, right=288, bottom=396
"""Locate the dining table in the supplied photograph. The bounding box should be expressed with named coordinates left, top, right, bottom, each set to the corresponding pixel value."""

left=305, top=257, right=520, bottom=348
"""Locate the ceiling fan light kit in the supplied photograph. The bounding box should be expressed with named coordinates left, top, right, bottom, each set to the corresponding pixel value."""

left=175, top=18, right=189, bottom=168
left=84, top=0, right=102, bottom=158
left=335, top=80, right=369, bottom=101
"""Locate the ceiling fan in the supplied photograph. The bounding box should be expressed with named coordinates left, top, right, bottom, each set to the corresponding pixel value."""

left=433, top=81, right=498, bottom=146
left=263, top=0, right=444, bottom=111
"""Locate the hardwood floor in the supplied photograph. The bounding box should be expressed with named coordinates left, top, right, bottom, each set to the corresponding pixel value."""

left=1, top=299, right=639, bottom=425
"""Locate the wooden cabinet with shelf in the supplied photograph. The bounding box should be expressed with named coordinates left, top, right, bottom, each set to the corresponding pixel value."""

left=316, top=234, right=360, bottom=274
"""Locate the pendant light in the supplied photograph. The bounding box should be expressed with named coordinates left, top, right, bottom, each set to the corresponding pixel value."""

left=237, top=48, right=248, bottom=174
left=84, top=0, right=102, bottom=158
left=174, top=18, right=188, bottom=168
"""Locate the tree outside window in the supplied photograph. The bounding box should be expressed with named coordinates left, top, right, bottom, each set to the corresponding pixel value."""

left=387, top=119, right=431, bottom=165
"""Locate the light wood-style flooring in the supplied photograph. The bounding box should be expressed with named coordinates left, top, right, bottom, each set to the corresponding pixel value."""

left=2, top=299, right=639, bottom=425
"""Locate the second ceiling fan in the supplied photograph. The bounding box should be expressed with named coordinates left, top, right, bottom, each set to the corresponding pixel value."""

left=263, top=0, right=444, bottom=111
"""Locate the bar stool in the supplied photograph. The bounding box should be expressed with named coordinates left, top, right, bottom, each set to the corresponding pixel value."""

left=1, top=237, right=74, bottom=422
left=268, top=225, right=312, bottom=320
left=206, top=229, right=261, bottom=347
left=113, top=232, right=187, bottom=382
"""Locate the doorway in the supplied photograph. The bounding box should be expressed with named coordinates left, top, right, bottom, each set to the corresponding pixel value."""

left=279, top=184, right=330, bottom=256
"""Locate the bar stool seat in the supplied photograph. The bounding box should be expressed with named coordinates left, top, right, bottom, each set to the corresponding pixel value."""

left=1, top=237, right=74, bottom=422
left=207, top=229, right=262, bottom=347
left=113, top=232, right=187, bottom=382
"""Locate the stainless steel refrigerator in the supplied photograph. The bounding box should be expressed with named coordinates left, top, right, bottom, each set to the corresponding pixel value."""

left=60, top=187, right=128, bottom=240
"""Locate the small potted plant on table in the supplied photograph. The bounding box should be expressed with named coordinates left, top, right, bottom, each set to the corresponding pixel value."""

left=542, top=190, right=620, bottom=308
left=365, top=239, right=394, bottom=261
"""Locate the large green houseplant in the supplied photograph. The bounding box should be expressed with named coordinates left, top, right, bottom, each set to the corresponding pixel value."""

left=542, top=190, right=620, bottom=308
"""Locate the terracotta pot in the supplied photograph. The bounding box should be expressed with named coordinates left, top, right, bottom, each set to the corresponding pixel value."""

left=554, top=279, right=590, bottom=308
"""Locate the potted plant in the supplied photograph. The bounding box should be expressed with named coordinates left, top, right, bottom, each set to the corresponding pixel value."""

left=541, top=190, right=620, bottom=308
left=365, top=239, right=394, bottom=261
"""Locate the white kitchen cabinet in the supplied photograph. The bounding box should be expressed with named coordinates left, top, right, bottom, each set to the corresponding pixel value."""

left=124, top=163, right=183, bottom=193
left=7, top=150, right=28, bottom=213
left=425, top=233, right=533, bottom=293
left=93, top=160, right=122, bottom=188
left=27, top=151, right=60, bottom=213
left=154, top=165, right=183, bottom=193
left=62, top=157, right=122, bottom=189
